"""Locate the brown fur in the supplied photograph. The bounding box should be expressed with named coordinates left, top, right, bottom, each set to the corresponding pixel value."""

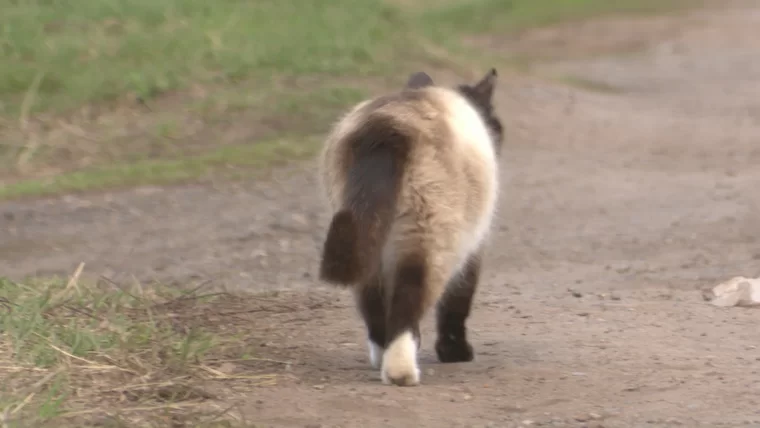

left=317, top=70, right=503, bottom=382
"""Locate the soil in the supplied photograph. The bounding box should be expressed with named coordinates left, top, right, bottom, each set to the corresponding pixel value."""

left=2, top=2, right=760, bottom=427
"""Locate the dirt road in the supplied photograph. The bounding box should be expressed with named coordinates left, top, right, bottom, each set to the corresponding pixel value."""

left=2, top=2, right=760, bottom=427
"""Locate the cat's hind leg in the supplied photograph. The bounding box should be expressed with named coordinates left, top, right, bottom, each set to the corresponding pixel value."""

left=435, top=251, right=482, bottom=363
left=355, top=275, right=386, bottom=369
left=381, top=251, right=445, bottom=386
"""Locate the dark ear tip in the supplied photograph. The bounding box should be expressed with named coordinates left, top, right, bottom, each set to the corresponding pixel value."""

left=406, top=71, right=434, bottom=89
left=488, top=68, right=498, bottom=77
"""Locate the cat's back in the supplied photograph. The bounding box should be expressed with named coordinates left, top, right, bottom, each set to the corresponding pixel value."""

left=393, top=87, right=499, bottom=253
left=425, top=87, right=496, bottom=167
left=319, top=85, right=497, bottom=212
left=320, top=88, right=438, bottom=162
left=358, top=87, right=495, bottom=161
left=364, top=87, right=495, bottom=169
left=358, top=88, right=444, bottom=135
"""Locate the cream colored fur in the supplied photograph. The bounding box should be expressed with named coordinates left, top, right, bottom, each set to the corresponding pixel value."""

left=381, top=331, right=420, bottom=386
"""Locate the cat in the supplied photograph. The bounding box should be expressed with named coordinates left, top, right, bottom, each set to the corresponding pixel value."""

left=317, top=69, right=504, bottom=386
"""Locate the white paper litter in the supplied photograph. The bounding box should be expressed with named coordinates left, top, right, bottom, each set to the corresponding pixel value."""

left=708, top=276, right=760, bottom=307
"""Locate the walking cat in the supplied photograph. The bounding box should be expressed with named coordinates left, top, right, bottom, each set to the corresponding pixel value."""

left=317, top=69, right=504, bottom=386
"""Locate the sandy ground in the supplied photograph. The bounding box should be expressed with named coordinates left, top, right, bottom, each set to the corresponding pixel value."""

left=2, top=2, right=760, bottom=427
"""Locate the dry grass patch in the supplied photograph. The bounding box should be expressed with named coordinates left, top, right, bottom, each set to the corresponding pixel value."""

left=0, top=266, right=317, bottom=427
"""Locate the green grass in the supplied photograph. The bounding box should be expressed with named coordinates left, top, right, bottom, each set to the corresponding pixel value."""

left=0, top=136, right=321, bottom=200
left=414, top=0, right=689, bottom=36
left=555, top=75, right=626, bottom=94
left=0, top=0, right=407, bottom=114
left=0, top=274, right=286, bottom=427
left=0, top=0, right=694, bottom=199
left=0, top=0, right=688, bottom=114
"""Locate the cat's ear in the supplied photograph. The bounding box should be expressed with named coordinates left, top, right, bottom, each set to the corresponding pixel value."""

left=471, top=68, right=497, bottom=104
left=405, top=71, right=434, bottom=89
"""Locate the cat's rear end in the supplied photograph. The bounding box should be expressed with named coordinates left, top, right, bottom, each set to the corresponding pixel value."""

left=317, top=70, right=504, bottom=386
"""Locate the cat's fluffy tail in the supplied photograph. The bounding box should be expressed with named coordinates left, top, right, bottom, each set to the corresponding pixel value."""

left=319, top=116, right=411, bottom=286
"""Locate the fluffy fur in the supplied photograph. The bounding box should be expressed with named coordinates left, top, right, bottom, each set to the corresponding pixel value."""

left=317, top=69, right=504, bottom=386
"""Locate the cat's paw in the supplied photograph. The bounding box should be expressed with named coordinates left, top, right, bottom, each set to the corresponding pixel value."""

left=435, top=337, right=474, bottom=363
left=381, top=331, right=421, bottom=387
left=381, top=364, right=421, bottom=387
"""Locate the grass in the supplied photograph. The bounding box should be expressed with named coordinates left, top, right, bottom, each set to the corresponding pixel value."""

left=555, top=75, right=626, bottom=94
left=0, top=136, right=321, bottom=200
left=414, top=0, right=690, bottom=36
left=0, top=0, right=695, bottom=199
left=0, top=268, right=312, bottom=427
left=0, top=0, right=407, bottom=114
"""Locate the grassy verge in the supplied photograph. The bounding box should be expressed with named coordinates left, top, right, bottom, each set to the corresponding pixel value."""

left=1, top=0, right=407, bottom=114
left=0, top=135, right=322, bottom=200
left=0, top=269, right=303, bottom=427
left=412, top=0, right=691, bottom=35
left=1, top=0, right=694, bottom=199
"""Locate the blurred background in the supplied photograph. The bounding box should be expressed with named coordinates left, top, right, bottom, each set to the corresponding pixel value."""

left=0, top=0, right=689, bottom=197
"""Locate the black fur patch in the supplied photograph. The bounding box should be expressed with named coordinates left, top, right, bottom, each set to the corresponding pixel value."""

left=405, top=71, right=434, bottom=89
left=319, top=116, right=412, bottom=287
left=435, top=253, right=482, bottom=363
left=385, top=253, right=428, bottom=345
left=319, top=210, right=360, bottom=285
left=357, top=278, right=386, bottom=348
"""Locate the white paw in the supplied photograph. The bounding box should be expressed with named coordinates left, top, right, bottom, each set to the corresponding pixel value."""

left=368, top=340, right=384, bottom=369
left=380, top=331, right=421, bottom=386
